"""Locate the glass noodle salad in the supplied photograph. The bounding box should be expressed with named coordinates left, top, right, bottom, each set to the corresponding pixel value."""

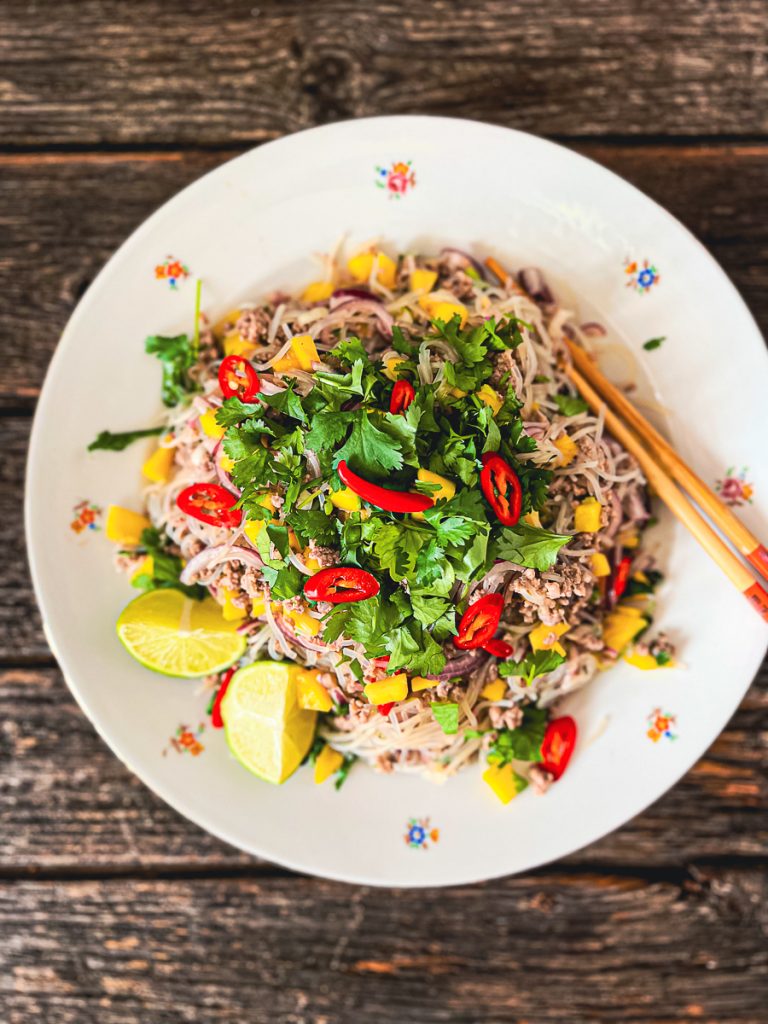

left=93, top=245, right=671, bottom=802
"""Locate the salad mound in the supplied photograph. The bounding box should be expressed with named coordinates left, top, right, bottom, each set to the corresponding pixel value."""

left=93, top=246, right=671, bottom=799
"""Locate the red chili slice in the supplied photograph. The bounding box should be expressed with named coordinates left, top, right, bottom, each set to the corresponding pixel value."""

left=218, top=355, right=261, bottom=401
left=211, top=668, right=236, bottom=728
left=390, top=379, right=415, bottom=415
left=611, top=556, right=632, bottom=602
left=453, top=592, right=504, bottom=650
left=337, top=460, right=434, bottom=514
left=539, top=716, right=577, bottom=780
left=378, top=702, right=395, bottom=717
left=303, top=566, right=380, bottom=605
left=177, top=483, right=243, bottom=528
left=480, top=452, right=523, bottom=527
left=483, top=637, right=514, bottom=658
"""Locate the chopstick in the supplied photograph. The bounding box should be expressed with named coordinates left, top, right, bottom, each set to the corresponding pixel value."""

left=564, top=337, right=768, bottom=584
left=483, top=255, right=768, bottom=622
left=569, top=365, right=768, bottom=622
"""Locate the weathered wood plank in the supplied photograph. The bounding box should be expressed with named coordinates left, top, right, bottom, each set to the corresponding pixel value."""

left=1, top=0, right=766, bottom=149
left=1, top=869, right=766, bottom=1023
left=1, top=665, right=765, bottom=870
left=1, top=144, right=767, bottom=407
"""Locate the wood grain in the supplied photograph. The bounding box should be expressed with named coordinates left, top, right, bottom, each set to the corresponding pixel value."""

left=1, top=0, right=767, bottom=150
left=1, top=869, right=766, bottom=1024
left=1, top=144, right=767, bottom=407
left=1, top=665, right=765, bottom=871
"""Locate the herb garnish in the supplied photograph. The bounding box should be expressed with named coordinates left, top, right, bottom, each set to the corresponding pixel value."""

left=88, top=426, right=165, bottom=452
left=145, top=333, right=199, bottom=407
left=643, top=336, right=666, bottom=351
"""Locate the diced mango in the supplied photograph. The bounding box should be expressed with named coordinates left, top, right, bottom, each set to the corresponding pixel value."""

left=142, top=442, right=175, bottom=483
left=483, top=763, right=528, bottom=805
left=290, top=333, right=319, bottom=371
left=199, top=409, right=225, bottom=441
left=409, top=268, right=438, bottom=292
left=574, top=496, right=602, bottom=533
left=411, top=676, right=436, bottom=693
left=481, top=678, right=507, bottom=702
left=130, top=555, right=154, bottom=583
left=590, top=552, right=611, bottom=577
left=633, top=570, right=650, bottom=585
left=214, top=308, right=243, bottom=334
left=524, top=510, right=542, bottom=528
left=304, top=553, right=322, bottom=575
left=330, top=487, right=361, bottom=512
left=617, top=528, right=640, bottom=549
left=602, top=608, right=647, bottom=653
left=477, top=384, right=503, bottom=415
left=418, top=295, right=468, bottom=326
left=223, top=335, right=257, bottom=359
left=347, top=250, right=397, bottom=289
left=554, top=433, right=578, bottom=467
left=302, top=280, right=334, bottom=303
left=243, top=520, right=266, bottom=545
left=251, top=596, right=266, bottom=618
left=297, top=671, right=333, bottom=712
left=272, top=349, right=300, bottom=373
left=529, top=622, right=571, bottom=658
left=105, top=505, right=152, bottom=546
left=624, top=651, right=673, bottom=671
left=314, top=744, right=345, bottom=784
left=219, top=587, right=247, bottom=621
left=448, top=386, right=468, bottom=399
left=288, top=607, right=321, bottom=637
left=364, top=674, right=408, bottom=705
left=412, top=469, right=456, bottom=522
left=382, top=356, right=405, bottom=381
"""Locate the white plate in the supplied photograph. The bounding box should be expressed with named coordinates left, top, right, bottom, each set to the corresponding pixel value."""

left=26, top=116, right=768, bottom=886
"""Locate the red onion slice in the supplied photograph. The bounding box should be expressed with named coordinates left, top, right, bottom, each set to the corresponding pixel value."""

left=330, top=288, right=378, bottom=307
left=320, top=298, right=393, bottom=338
left=440, top=247, right=486, bottom=281
left=437, top=648, right=488, bottom=681
left=179, top=544, right=263, bottom=586
left=518, top=267, right=555, bottom=306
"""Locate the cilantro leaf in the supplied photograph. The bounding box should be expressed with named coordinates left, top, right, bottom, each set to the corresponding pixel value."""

left=388, top=621, right=446, bottom=677
left=261, top=562, right=303, bottom=600
left=498, top=650, right=566, bottom=685
left=431, top=702, right=459, bottom=735
left=215, top=398, right=263, bottom=428
left=285, top=509, right=337, bottom=547
left=335, top=412, right=404, bottom=476
left=260, top=382, right=307, bottom=423
left=410, top=593, right=453, bottom=628
left=87, top=426, right=164, bottom=452
left=145, top=334, right=198, bottom=407
left=495, top=523, right=571, bottom=570
left=643, top=336, right=666, bottom=352
left=322, top=593, right=399, bottom=659
left=553, top=393, right=589, bottom=416
left=305, top=411, right=353, bottom=454
left=487, top=705, right=548, bottom=764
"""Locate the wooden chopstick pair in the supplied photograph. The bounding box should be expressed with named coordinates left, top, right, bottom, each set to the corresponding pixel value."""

left=484, top=257, right=768, bottom=623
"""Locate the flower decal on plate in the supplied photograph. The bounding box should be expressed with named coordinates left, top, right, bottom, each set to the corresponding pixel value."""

left=647, top=708, right=677, bottom=743
left=625, top=258, right=660, bottom=294
left=164, top=722, right=206, bottom=757
left=70, top=499, right=102, bottom=534
left=375, top=161, right=416, bottom=198
left=715, top=466, right=754, bottom=507
left=155, top=256, right=190, bottom=290
left=404, top=817, right=439, bottom=850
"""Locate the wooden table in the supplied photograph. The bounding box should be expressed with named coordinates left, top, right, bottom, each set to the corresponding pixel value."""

left=2, top=2, right=767, bottom=1020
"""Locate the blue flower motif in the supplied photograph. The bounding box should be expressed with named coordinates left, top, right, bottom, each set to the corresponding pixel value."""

left=638, top=268, right=656, bottom=288
left=408, top=825, right=426, bottom=845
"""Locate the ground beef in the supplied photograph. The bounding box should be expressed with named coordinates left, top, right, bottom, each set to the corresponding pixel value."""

left=437, top=253, right=478, bottom=301
left=488, top=705, right=524, bottom=731
left=528, top=764, right=555, bottom=794
left=241, top=568, right=265, bottom=599
left=509, top=563, right=594, bottom=626
left=567, top=623, right=605, bottom=652
left=236, top=307, right=272, bottom=345
left=306, top=540, right=338, bottom=568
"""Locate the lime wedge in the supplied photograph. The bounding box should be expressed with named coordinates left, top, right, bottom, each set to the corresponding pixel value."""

left=221, top=662, right=317, bottom=784
left=116, top=589, right=247, bottom=678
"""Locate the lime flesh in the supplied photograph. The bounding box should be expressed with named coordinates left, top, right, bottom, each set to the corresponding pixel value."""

left=221, top=661, right=317, bottom=784
left=116, top=589, right=247, bottom=678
